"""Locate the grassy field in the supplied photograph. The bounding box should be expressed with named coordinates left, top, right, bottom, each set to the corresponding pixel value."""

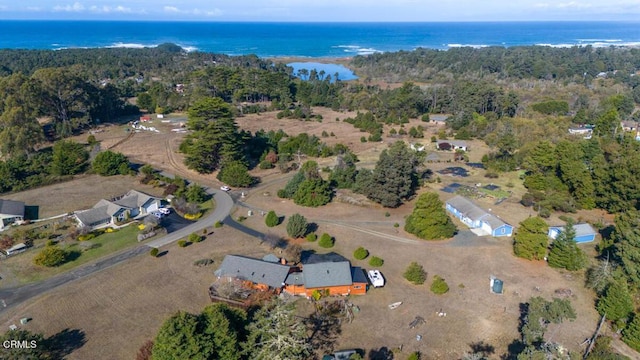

left=2, top=225, right=141, bottom=285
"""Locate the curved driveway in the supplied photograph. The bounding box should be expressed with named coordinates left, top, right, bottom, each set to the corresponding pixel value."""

left=0, top=188, right=234, bottom=313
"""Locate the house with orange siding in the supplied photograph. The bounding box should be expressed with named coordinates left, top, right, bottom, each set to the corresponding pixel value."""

left=215, top=253, right=368, bottom=297
left=284, top=261, right=368, bottom=297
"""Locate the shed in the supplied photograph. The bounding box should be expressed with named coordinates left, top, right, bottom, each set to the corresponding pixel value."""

left=548, top=223, right=597, bottom=243
left=490, top=277, right=504, bottom=294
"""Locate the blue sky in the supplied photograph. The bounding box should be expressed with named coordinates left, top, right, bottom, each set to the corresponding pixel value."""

left=1, top=0, right=639, bottom=21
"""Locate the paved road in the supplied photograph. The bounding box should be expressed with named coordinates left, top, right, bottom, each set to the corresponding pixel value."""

left=0, top=189, right=234, bottom=313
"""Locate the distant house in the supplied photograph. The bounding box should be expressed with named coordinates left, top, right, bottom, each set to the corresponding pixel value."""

left=140, top=116, right=152, bottom=122
left=436, top=140, right=468, bottom=152
left=621, top=121, right=638, bottom=132
left=445, top=195, right=513, bottom=237
left=548, top=223, right=597, bottom=243
left=0, top=199, right=25, bottom=231
left=429, top=114, right=449, bottom=125
left=215, top=255, right=291, bottom=292
left=74, top=190, right=162, bottom=229
left=568, top=126, right=593, bottom=139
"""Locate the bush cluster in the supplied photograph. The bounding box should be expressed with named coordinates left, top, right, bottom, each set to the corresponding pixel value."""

left=353, top=247, right=369, bottom=260
left=318, top=233, right=334, bottom=248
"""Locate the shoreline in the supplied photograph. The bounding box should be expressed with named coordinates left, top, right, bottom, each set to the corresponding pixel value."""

left=268, top=56, right=353, bottom=65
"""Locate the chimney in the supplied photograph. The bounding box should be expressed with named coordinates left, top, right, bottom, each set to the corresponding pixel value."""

left=280, top=257, right=286, bottom=265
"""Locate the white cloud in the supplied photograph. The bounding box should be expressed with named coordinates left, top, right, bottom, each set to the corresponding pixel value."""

left=163, top=5, right=222, bottom=16
left=26, top=6, right=44, bottom=11
left=53, top=2, right=85, bottom=12
left=88, top=5, right=132, bottom=13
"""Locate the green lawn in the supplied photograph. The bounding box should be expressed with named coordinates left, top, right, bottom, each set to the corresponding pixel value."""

left=5, top=224, right=145, bottom=284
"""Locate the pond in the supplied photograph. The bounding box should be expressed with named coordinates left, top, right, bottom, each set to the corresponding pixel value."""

left=287, top=62, right=358, bottom=82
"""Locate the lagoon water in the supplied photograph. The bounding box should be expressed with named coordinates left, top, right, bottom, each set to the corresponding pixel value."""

left=1, top=21, right=640, bottom=57
left=287, top=62, right=358, bottom=81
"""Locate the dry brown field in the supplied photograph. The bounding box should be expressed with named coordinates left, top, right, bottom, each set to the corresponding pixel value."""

left=0, top=109, right=628, bottom=359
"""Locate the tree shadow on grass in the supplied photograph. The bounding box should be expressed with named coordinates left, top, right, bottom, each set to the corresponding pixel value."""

left=157, top=250, right=168, bottom=257
left=46, top=328, right=86, bottom=358
left=368, top=347, right=394, bottom=360
left=66, top=250, right=82, bottom=262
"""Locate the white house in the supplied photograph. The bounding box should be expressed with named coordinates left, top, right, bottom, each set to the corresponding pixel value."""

left=436, top=140, right=468, bottom=152
left=445, top=195, right=513, bottom=237
left=74, top=190, right=162, bottom=229
left=0, top=199, right=25, bottom=231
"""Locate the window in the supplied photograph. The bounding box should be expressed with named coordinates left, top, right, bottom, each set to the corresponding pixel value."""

left=353, top=285, right=361, bottom=289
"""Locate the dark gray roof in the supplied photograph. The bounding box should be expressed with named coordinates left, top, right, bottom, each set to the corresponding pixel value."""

left=446, top=195, right=509, bottom=229
left=285, top=272, right=305, bottom=285
left=93, top=199, right=123, bottom=216
left=215, top=255, right=290, bottom=289
left=113, top=190, right=160, bottom=209
left=75, top=206, right=111, bottom=227
left=351, top=267, right=368, bottom=284
left=262, top=254, right=281, bottom=263
left=0, top=199, right=25, bottom=217
left=302, top=252, right=348, bottom=265
left=430, top=114, right=449, bottom=122
left=303, top=261, right=353, bottom=288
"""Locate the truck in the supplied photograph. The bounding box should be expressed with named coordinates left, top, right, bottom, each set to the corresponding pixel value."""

left=367, top=269, right=385, bottom=288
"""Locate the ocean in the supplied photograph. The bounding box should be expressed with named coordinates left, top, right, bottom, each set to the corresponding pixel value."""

left=1, top=21, right=640, bottom=58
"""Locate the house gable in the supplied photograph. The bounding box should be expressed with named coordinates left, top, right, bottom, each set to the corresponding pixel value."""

left=446, top=195, right=512, bottom=237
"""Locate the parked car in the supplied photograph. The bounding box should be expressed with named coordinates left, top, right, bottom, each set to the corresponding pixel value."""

left=157, top=208, right=171, bottom=215
left=322, top=349, right=360, bottom=360
left=151, top=211, right=164, bottom=219
left=220, top=185, right=231, bottom=192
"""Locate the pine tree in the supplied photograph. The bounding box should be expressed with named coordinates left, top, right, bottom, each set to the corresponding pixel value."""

left=623, top=312, right=640, bottom=351
left=548, top=222, right=586, bottom=271
left=596, top=280, right=634, bottom=324
left=612, top=210, right=640, bottom=288
left=265, top=211, right=280, bottom=227
left=404, top=192, right=456, bottom=240
left=513, top=217, right=548, bottom=260
left=286, top=214, right=308, bottom=238
left=243, top=299, right=312, bottom=360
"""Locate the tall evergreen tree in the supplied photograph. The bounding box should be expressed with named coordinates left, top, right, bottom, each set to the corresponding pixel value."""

left=404, top=192, right=456, bottom=240
left=152, top=311, right=212, bottom=360
left=623, top=312, right=640, bottom=352
left=513, top=216, right=549, bottom=260
left=548, top=221, right=586, bottom=271
left=243, top=298, right=312, bottom=360
left=355, top=141, right=417, bottom=208
left=596, top=280, right=634, bottom=324
left=612, top=210, right=640, bottom=288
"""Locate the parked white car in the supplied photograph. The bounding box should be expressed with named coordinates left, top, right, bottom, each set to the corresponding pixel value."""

left=220, top=185, right=231, bottom=192
left=157, top=208, right=171, bottom=215
left=367, top=270, right=385, bottom=288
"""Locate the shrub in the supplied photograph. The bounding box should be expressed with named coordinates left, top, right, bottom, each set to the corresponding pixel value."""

left=484, top=171, right=499, bottom=179
left=259, top=159, right=275, bottom=169
left=393, top=222, right=400, bottom=228
left=286, top=213, right=308, bottom=238
left=265, top=210, right=280, bottom=227
left=306, top=233, right=317, bottom=242
left=184, top=213, right=202, bottom=220
left=33, top=245, right=69, bottom=267
left=384, top=211, right=390, bottom=217
left=237, top=216, right=247, bottom=222
left=430, top=275, right=450, bottom=294
left=193, top=258, right=214, bottom=267
left=150, top=248, right=159, bottom=257
left=360, top=136, right=367, bottom=143
left=353, top=247, right=369, bottom=260
left=318, top=233, right=334, bottom=248
left=188, top=233, right=202, bottom=243
left=177, top=240, right=187, bottom=248
left=403, top=262, right=426, bottom=285
left=214, top=221, right=223, bottom=228
left=407, top=352, right=421, bottom=360
left=369, top=256, right=384, bottom=267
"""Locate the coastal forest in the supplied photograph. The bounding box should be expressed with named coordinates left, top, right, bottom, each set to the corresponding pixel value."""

left=3, top=43, right=640, bottom=357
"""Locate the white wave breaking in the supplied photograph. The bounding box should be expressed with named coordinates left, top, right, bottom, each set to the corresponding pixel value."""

left=333, top=44, right=382, bottom=55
